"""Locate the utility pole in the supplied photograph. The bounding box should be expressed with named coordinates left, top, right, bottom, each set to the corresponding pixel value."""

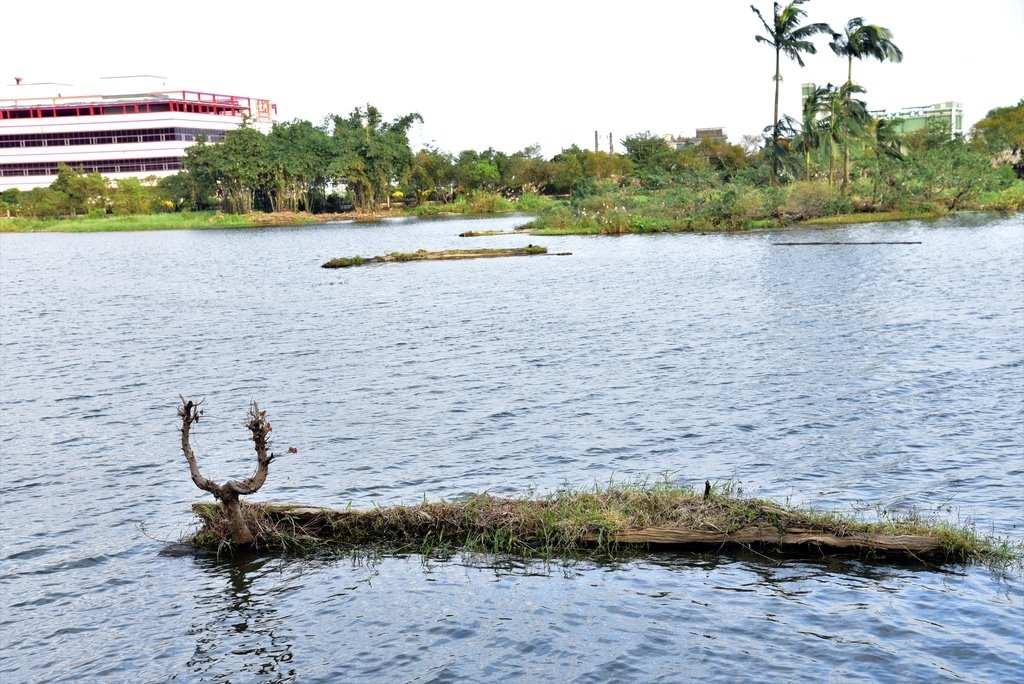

left=594, top=130, right=599, bottom=153
left=608, top=132, right=613, bottom=154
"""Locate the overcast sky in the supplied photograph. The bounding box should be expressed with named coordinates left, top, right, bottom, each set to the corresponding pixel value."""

left=3, top=0, right=1021, bottom=157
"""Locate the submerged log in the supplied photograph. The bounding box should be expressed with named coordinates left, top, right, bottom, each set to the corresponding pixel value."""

left=773, top=241, right=922, bottom=246
left=322, top=245, right=562, bottom=268
left=581, top=526, right=941, bottom=554
left=188, top=495, right=962, bottom=563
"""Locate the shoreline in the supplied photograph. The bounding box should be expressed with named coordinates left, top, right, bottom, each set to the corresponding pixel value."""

left=2, top=205, right=1019, bottom=235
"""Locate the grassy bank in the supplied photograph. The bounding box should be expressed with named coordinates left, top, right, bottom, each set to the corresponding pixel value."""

left=0, top=209, right=406, bottom=233
left=799, top=210, right=945, bottom=226
left=521, top=179, right=1024, bottom=236
left=188, top=479, right=1021, bottom=566
left=0, top=211, right=256, bottom=233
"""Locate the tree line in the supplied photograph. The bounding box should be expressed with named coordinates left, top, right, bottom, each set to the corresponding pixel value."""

left=1, top=0, right=1021, bottom=221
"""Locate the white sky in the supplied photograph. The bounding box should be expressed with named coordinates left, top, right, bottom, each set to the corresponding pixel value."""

left=3, top=0, right=1021, bottom=157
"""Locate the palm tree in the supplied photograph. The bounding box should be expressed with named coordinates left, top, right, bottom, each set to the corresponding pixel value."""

left=792, top=85, right=830, bottom=180
left=830, top=18, right=903, bottom=187
left=820, top=82, right=872, bottom=187
left=751, top=1, right=833, bottom=185
left=866, top=117, right=906, bottom=202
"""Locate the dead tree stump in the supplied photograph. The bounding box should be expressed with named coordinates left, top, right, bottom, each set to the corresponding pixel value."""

left=179, top=397, right=278, bottom=545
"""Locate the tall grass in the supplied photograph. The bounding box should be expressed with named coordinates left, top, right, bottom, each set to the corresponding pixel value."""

left=1, top=211, right=265, bottom=233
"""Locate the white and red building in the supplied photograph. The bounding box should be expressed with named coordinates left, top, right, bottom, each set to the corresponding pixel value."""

left=0, top=75, right=276, bottom=191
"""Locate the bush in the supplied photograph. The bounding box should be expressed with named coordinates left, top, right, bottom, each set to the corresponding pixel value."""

left=783, top=181, right=851, bottom=218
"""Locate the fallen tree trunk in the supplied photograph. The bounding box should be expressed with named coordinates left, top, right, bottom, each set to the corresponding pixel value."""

left=322, top=245, right=565, bottom=268
left=180, top=402, right=1015, bottom=566
left=188, top=496, right=975, bottom=563
left=580, top=525, right=940, bottom=554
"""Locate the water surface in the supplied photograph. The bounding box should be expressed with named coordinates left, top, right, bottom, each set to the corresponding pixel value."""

left=1, top=213, right=1022, bottom=681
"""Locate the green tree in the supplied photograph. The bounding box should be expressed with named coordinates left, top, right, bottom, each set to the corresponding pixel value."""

left=50, top=164, right=109, bottom=216
left=267, top=120, right=333, bottom=212
left=863, top=117, right=906, bottom=202
left=18, top=187, right=63, bottom=218
left=0, top=188, right=19, bottom=217
left=157, top=171, right=216, bottom=211
left=110, top=177, right=156, bottom=215
left=453, top=149, right=502, bottom=191
left=407, top=146, right=455, bottom=202
left=906, top=137, right=999, bottom=210
left=751, top=0, right=833, bottom=185
left=830, top=18, right=903, bottom=186
left=972, top=100, right=1024, bottom=177
left=329, top=105, right=422, bottom=211
left=219, top=125, right=273, bottom=213
left=505, top=146, right=555, bottom=195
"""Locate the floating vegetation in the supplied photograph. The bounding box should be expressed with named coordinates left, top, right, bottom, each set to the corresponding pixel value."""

left=187, top=481, right=1021, bottom=567
left=458, top=230, right=521, bottom=237
left=179, top=400, right=1020, bottom=567
left=322, top=245, right=551, bottom=268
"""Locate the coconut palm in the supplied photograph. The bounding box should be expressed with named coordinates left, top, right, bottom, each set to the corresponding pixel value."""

left=792, top=85, right=830, bottom=180
left=831, top=18, right=903, bottom=187
left=820, top=82, right=872, bottom=186
left=865, top=117, right=906, bottom=202
left=751, top=1, right=833, bottom=185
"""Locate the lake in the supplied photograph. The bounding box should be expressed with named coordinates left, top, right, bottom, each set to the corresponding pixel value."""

left=1, top=213, right=1022, bottom=682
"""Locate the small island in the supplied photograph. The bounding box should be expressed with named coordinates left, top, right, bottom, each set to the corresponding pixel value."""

left=322, top=245, right=554, bottom=268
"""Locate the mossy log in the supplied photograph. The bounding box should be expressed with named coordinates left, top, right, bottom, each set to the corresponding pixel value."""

left=322, top=245, right=561, bottom=268
left=187, top=489, right=996, bottom=564
left=458, top=230, right=521, bottom=237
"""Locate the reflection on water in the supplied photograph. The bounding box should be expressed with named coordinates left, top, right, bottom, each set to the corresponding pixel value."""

left=1, top=213, right=1022, bottom=682
left=187, top=556, right=298, bottom=681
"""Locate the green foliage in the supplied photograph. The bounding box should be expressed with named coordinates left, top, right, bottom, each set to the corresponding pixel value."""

left=0, top=188, right=19, bottom=216
left=830, top=17, right=903, bottom=83
left=782, top=180, right=850, bottom=217
left=110, top=177, right=157, bottom=215
left=322, top=255, right=365, bottom=268
left=620, top=133, right=673, bottom=175
left=17, top=187, right=64, bottom=219
left=972, top=100, right=1024, bottom=177
left=903, top=137, right=1006, bottom=210
left=267, top=119, right=334, bottom=212
left=819, top=82, right=872, bottom=186
left=156, top=171, right=216, bottom=211
left=407, top=146, right=455, bottom=202
left=976, top=180, right=1024, bottom=211
left=330, top=106, right=423, bottom=210
left=51, top=164, right=110, bottom=216
left=0, top=211, right=256, bottom=233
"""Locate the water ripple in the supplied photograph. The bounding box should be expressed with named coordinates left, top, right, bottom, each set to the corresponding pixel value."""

left=1, top=214, right=1022, bottom=682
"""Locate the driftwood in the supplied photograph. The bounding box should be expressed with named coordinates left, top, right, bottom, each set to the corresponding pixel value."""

left=773, top=241, right=922, bottom=246
left=179, top=398, right=278, bottom=544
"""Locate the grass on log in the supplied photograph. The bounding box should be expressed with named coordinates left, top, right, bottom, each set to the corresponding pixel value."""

left=322, top=245, right=547, bottom=268
left=187, top=480, right=1022, bottom=567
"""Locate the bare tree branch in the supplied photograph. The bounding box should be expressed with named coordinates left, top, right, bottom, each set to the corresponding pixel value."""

left=178, top=397, right=279, bottom=545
